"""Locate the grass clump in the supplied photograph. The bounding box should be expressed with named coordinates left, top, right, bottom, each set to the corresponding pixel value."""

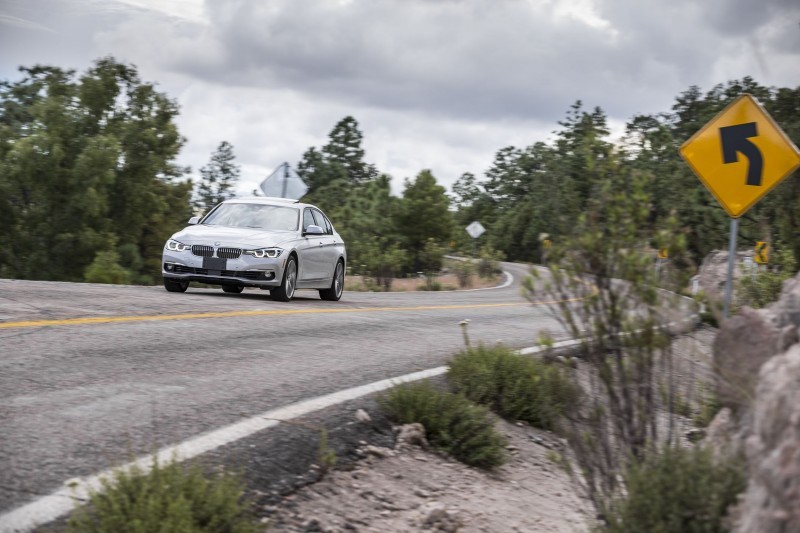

left=447, top=344, right=577, bottom=431
left=602, top=446, right=745, bottom=533
left=68, top=457, right=257, bottom=533
left=381, top=381, right=507, bottom=469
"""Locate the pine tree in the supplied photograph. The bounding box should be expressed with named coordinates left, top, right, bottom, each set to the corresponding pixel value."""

left=193, top=141, right=240, bottom=214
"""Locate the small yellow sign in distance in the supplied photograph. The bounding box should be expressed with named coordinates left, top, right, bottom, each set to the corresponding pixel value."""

left=755, top=241, right=769, bottom=264
left=543, top=239, right=552, bottom=249
left=680, top=94, right=800, bottom=218
left=657, top=248, right=669, bottom=260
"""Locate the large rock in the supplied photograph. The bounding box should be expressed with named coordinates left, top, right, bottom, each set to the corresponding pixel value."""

left=708, top=271, right=800, bottom=532
left=713, top=308, right=795, bottom=412
left=713, top=273, right=800, bottom=412
left=698, top=249, right=754, bottom=301
left=735, top=344, right=800, bottom=532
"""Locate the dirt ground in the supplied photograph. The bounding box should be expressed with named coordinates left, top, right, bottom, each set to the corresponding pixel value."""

left=264, top=419, right=589, bottom=532
left=261, top=327, right=717, bottom=533
left=345, top=274, right=502, bottom=292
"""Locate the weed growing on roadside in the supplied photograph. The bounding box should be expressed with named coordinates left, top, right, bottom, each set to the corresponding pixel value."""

left=68, top=457, right=257, bottom=533
left=447, top=344, right=578, bottom=431
left=317, top=428, right=338, bottom=475
left=603, top=446, right=745, bottom=533
left=381, top=381, right=507, bottom=469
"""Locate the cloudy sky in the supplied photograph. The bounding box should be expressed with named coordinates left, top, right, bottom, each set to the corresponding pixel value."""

left=1, top=0, right=798, bottom=196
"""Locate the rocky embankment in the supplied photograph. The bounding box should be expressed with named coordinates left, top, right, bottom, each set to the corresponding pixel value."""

left=709, top=272, right=800, bottom=532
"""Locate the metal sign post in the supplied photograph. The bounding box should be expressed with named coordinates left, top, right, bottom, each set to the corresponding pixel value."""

left=723, top=218, right=738, bottom=319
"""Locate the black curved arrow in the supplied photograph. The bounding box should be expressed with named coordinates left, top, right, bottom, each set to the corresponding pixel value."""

left=720, top=122, right=763, bottom=186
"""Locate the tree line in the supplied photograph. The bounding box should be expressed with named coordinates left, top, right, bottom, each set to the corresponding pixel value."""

left=1, top=57, right=798, bottom=285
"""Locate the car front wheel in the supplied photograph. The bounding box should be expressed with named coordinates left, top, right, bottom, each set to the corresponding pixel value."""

left=164, top=278, right=189, bottom=293
left=271, top=256, right=297, bottom=302
left=319, top=260, right=344, bottom=301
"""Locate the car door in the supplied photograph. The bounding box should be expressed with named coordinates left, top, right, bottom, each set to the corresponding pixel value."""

left=312, top=209, right=338, bottom=281
left=298, top=208, right=328, bottom=281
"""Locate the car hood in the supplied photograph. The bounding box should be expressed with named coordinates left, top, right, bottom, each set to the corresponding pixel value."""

left=171, top=225, right=296, bottom=248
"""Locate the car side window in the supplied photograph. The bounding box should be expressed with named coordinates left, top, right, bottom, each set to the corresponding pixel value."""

left=313, top=209, right=333, bottom=235
left=303, top=209, right=315, bottom=231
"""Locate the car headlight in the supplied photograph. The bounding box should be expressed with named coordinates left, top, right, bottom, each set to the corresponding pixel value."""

left=166, top=239, right=190, bottom=252
left=243, top=247, right=284, bottom=258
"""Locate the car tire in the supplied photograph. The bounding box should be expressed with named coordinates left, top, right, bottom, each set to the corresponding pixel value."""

left=271, top=256, right=297, bottom=302
left=222, top=285, right=244, bottom=294
left=163, top=278, right=189, bottom=293
left=319, top=260, right=344, bottom=301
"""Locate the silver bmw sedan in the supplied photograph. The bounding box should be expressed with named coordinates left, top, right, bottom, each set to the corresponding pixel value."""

left=162, top=197, right=346, bottom=302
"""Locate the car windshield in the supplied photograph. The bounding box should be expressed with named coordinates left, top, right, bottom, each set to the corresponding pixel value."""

left=202, top=203, right=300, bottom=231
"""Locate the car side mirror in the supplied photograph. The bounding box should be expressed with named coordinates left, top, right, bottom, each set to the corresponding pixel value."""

left=303, top=224, right=324, bottom=236
left=188, top=216, right=200, bottom=225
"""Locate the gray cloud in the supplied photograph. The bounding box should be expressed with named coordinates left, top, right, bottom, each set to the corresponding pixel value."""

left=1, top=0, right=798, bottom=193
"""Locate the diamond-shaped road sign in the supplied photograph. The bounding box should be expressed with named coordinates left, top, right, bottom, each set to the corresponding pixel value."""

left=680, top=94, right=800, bottom=218
left=465, top=221, right=486, bottom=239
left=260, top=163, right=308, bottom=200
left=755, top=241, right=769, bottom=264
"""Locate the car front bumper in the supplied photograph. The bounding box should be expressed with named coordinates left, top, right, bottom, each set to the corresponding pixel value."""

left=161, top=249, right=285, bottom=288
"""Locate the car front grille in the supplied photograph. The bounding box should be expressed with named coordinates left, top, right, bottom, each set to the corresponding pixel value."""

left=217, top=247, right=242, bottom=259
left=190, top=245, right=242, bottom=259
left=191, top=245, right=214, bottom=257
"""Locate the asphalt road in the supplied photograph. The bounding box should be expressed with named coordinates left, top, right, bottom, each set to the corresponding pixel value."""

left=0, top=262, right=563, bottom=519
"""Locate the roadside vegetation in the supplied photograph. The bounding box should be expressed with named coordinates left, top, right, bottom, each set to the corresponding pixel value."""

left=344, top=254, right=502, bottom=292
left=381, top=381, right=507, bottom=469
left=519, top=169, right=746, bottom=530
left=738, top=245, right=797, bottom=309
left=68, top=458, right=258, bottom=533
left=381, top=341, right=576, bottom=469
left=448, top=344, right=576, bottom=431
left=603, top=446, right=746, bottom=533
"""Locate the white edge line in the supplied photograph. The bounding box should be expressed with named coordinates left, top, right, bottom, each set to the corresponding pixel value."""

left=0, top=275, right=699, bottom=532
left=457, top=270, right=513, bottom=291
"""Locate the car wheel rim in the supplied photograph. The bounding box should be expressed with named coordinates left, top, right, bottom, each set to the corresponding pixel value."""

left=286, top=261, right=296, bottom=298
left=335, top=263, right=343, bottom=298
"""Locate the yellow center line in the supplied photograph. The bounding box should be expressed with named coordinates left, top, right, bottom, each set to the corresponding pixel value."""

left=0, top=300, right=573, bottom=330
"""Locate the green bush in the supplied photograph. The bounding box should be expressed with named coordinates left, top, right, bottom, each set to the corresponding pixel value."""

left=381, top=381, right=507, bottom=469
left=477, top=245, right=504, bottom=278
left=68, top=457, right=257, bottom=533
left=738, top=246, right=796, bottom=308
left=416, top=280, right=442, bottom=291
left=447, top=344, right=578, bottom=431
left=84, top=250, right=131, bottom=285
left=450, top=259, right=475, bottom=288
left=603, top=446, right=745, bottom=533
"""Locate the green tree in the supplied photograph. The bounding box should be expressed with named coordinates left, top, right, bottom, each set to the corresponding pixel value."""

left=451, top=172, right=498, bottom=254
left=396, top=170, right=453, bottom=268
left=0, top=57, right=192, bottom=283
left=322, top=116, right=377, bottom=185
left=193, top=141, right=240, bottom=214
left=298, top=116, right=376, bottom=198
